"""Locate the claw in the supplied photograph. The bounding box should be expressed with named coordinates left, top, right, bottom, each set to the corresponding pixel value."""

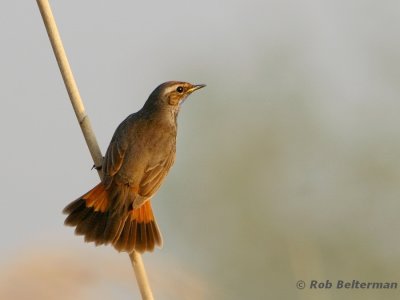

left=91, top=164, right=102, bottom=171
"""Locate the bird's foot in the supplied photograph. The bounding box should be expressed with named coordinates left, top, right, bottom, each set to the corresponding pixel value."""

left=91, top=164, right=102, bottom=171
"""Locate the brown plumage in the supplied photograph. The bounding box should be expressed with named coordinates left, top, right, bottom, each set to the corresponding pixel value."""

left=63, top=81, right=205, bottom=253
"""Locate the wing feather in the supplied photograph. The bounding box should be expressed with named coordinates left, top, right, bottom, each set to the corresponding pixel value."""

left=139, top=151, right=176, bottom=197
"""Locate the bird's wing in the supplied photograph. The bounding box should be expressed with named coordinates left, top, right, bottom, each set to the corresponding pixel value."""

left=139, top=151, right=176, bottom=198
left=103, top=135, right=127, bottom=178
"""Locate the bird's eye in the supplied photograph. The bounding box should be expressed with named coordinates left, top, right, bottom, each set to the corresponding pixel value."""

left=176, top=86, right=184, bottom=93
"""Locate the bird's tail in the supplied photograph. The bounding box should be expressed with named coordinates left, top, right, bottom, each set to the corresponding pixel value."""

left=63, top=182, right=162, bottom=253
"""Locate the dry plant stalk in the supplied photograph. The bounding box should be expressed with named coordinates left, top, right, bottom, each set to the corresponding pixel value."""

left=36, top=1, right=154, bottom=299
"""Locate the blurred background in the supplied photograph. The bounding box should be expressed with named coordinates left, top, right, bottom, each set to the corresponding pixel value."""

left=1, top=0, right=400, bottom=299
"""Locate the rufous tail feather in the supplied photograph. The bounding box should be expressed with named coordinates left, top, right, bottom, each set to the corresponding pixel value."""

left=63, top=182, right=162, bottom=253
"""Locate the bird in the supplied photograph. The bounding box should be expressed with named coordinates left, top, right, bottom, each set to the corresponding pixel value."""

left=63, top=81, right=205, bottom=253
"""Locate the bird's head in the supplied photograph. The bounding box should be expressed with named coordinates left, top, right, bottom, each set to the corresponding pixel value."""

left=145, top=81, right=206, bottom=111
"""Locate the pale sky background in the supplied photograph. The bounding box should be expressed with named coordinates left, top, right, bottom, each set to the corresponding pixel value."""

left=1, top=1, right=400, bottom=299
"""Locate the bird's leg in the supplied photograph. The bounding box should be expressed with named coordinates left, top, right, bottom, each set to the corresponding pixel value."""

left=91, top=157, right=104, bottom=170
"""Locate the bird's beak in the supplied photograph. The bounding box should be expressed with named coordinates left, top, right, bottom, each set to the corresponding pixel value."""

left=188, top=84, right=206, bottom=94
